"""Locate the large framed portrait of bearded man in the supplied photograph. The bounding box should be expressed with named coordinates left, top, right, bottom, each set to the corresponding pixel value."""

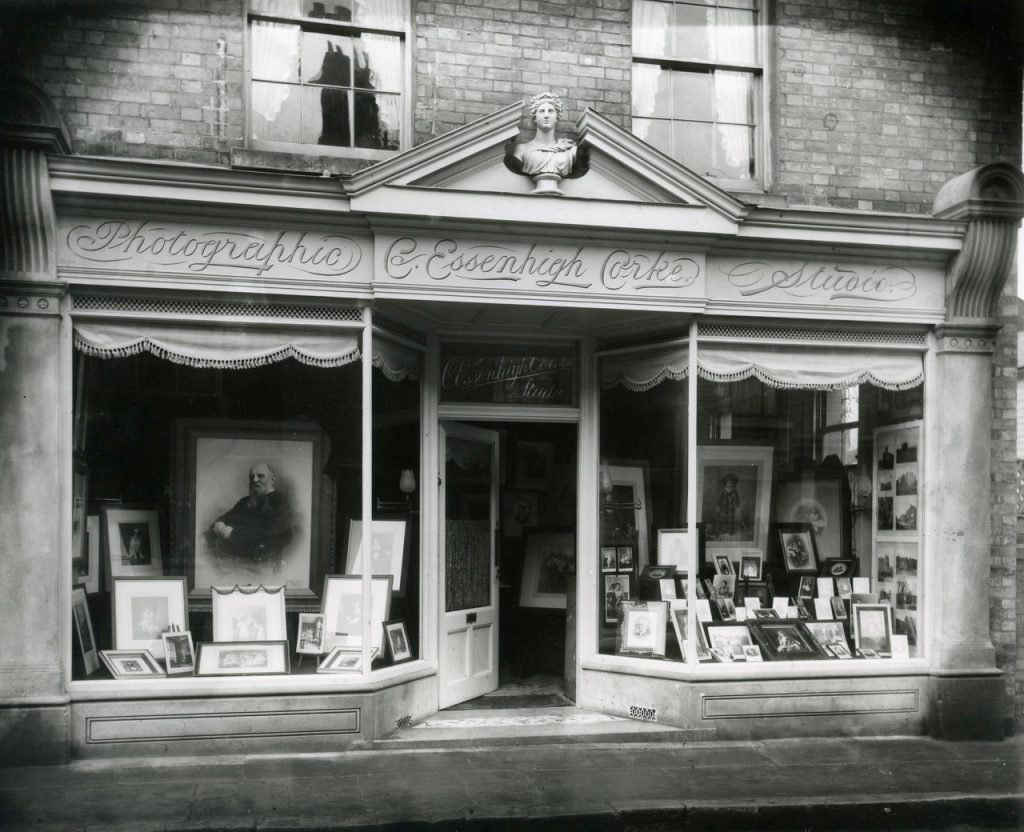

left=176, top=419, right=333, bottom=605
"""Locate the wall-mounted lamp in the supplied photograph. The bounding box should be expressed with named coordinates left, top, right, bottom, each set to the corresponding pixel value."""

left=376, top=469, right=417, bottom=512
left=600, top=464, right=641, bottom=513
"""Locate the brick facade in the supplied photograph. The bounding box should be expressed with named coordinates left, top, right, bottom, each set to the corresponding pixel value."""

left=2, top=0, right=1022, bottom=727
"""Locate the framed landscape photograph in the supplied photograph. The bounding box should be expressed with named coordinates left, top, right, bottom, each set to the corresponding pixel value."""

left=853, top=603, right=894, bottom=657
left=112, top=577, right=188, bottom=660
left=383, top=619, right=413, bottom=664
left=519, top=529, right=575, bottom=609
left=296, top=613, right=326, bottom=655
left=195, top=641, right=290, bottom=676
left=697, top=444, right=774, bottom=556
left=212, top=584, right=287, bottom=642
left=104, top=505, right=163, bottom=580
left=318, top=647, right=364, bottom=673
left=100, top=649, right=164, bottom=679
left=704, top=624, right=754, bottom=662
left=321, top=574, right=393, bottom=652
left=345, top=518, right=411, bottom=597
left=71, top=585, right=99, bottom=676
left=161, top=631, right=195, bottom=675
left=776, top=523, right=819, bottom=574
left=176, top=418, right=331, bottom=602
left=804, top=620, right=849, bottom=655
left=747, top=620, right=826, bottom=661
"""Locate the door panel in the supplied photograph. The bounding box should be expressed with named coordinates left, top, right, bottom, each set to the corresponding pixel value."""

left=438, top=421, right=500, bottom=708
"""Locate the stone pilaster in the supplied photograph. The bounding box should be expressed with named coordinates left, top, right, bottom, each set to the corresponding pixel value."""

left=928, top=163, right=1024, bottom=740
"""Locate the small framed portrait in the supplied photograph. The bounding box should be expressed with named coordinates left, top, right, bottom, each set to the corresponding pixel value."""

left=747, top=620, right=826, bottom=661
left=603, top=573, right=633, bottom=625
left=830, top=596, right=849, bottom=620
left=737, top=579, right=770, bottom=608
left=820, top=558, right=855, bottom=579
left=804, top=620, right=849, bottom=655
left=657, top=527, right=692, bottom=571
left=616, top=546, right=635, bottom=569
left=519, top=529, right=575, bottom=609
left=212, top=584, right=287, bottom=642
left=103, top=506, right=163, bottom=580
left=715, top=597, right=737, bottom=622
left=100, top=649, right=164, bottom=679
left=797, top=575, right=816, bottom=599
left=618, top=601, right=667, bottom=656
left=704, top=624, right=754, bottom=662
left=296, top=612, right=327, bottom=655
left=383, top=619, right=413, bottom=664
left=161, top=631, right=195, bottom=675
left=713, top=553, right=734, bottom=576
left=743, top=644, right=764, bottom=662
left=71, top=585, right=100, bottom=676
left=600, top=546, right=618, bottom=571
left=112, top=577, right=188, bottom=660
left=852, top=603, right=893, bottom=657
left=195, top=641, right=290, bottom=676
left=321, top=574, right=393, bottom=652
left=640, top=564, right=676, bottom=580
left=345, top=518, right=411, bottom=597
left=318, top=647, right=365, bottom=673
left=776, top=523, right=818, bottom=574
left=835, top=577, right=853, bottom=598
left=739, top=552, right=762, bottom=580
left=708, top=574, right=735, bottom=601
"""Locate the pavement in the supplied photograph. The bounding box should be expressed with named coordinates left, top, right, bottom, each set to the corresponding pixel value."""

left=1, top=730, right=1021, bottom=832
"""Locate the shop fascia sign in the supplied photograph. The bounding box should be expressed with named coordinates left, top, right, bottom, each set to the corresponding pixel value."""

left=58, top=218, right=370, bottom=281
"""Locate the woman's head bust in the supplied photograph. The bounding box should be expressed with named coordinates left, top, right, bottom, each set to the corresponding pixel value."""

left=528, top=91, right=564, bottom=122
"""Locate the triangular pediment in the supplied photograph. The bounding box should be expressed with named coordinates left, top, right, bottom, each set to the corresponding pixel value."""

left=346, top=102, right=749, bottom=224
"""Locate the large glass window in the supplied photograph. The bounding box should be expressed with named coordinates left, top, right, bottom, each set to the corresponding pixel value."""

left=249, top=0, right=406, bottom=154
left=597, top=336, right=925, bottom=667
left=632, top=0, right=763, bottom=188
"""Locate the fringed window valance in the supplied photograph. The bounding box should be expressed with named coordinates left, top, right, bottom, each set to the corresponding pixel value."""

left=602, top=343, right=923, bottom=392
left=372, top=337, right=422, bottom=382
left=73, top=321, right=361, bottom=369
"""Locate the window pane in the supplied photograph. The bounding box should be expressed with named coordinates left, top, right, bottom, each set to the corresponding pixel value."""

left=251, top=0, right=405, bottom=28
left=354, top=92, right=400, bottom=149
left=352, top=0, right=406, bottom=29
left=673, top=121, right=713, bottom=175
left=632, top=117, right=672, bottom=156
left=304, top=86, right=350, bottom=146
left=674, top=69, right=713, bottom=121
left=673, top=2, right=713, bottom=61
left=714, top=123, right=753, bottom=179
left=357, top=33, right=403, bottom=92
left=252, top=81, right=302, bottom=142
left=303, top=31, right=352, bottom=85
left=251, top=21, right=300, bottom=83
left=715, top=70, right=754, bottom=123
left=633, top=0, right=672, bottom=57
left=715, top=8, right=756, bottom=64
left=633, top=63, right=673, bottom=118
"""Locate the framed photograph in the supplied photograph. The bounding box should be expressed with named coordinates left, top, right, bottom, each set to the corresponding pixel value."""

left=820, top=558, right=855, bottom=579
left=600, top=460, right=651, bottom=564
left=383, top=619, right=413, bottom=664
left=670, top=607, right=689, bottom=660
left=749, top=608, right=779, bottom=620
left=852, top=603, right=894, bottom=657
left=743, top=644, right=763, bottom=662
left=519, top=529, right=575, bottom=609
left=74, top=515, right=101, bottom=595
left=176, top=418, right=332, bottom=602
left=713, top=554, right=733, bottom=576
left=318, top=647, right=364, bottom=673
left=103, top=505, right=163, bottom=579
left=195, top=641, right=290, bottom=676
left=776, top=523, right=818, bottom=574
left=501, top=491, right=541, bottom=537
left=600, top=546, right=618, bottom=571
left=321, top=574, right=393, bottom=652
left=296, top=613, right=326, bottom=655
left=618, top=601, right=667, bottom=656
left=704, top=624, right=754, bottom=662
left=112, top=577, right=188, bottom=660
left=873, top=421, right=921, bottom=536
left=640, top=564, right=676, bottom=580
left=99, top=649, right=164, bottom=679
left=708, top=574, right=736, bottom=601
left=774, top=469, right=850, bottom=561
left=161, top=631, right=196, bottom=675
left=835, top=577, right=852, bottom=598
left=797, top=575, right=816, bottom=599
left=71, top=585, right=99, bottom=676
left=830, top=596, right=848, bottom=619
left=697, top=444, right=774, bottom=555
left=804, top=620, right=849, bottom=655
left=345, top=517, right=411, bottom=596
left=71, top=456, right=89, bottom=569
left=212, top=584, right=287, bottom=642
left=748, top=620, right=826, bottom=661
left=739, top=553, right=762, bottom=580
left=715, top=597, right=737, bottom=622
left=515, top=441, right=554, bottom=490
left=616, top=546, right=635, bottom=569
left=603, top=573, right=633, bottom=624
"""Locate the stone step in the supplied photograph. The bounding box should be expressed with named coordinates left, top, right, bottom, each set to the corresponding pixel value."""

left=374, top=706, right=713, bottom=749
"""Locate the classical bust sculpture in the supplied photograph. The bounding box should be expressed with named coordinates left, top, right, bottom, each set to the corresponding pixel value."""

left=505, top=92, right=586, bottom=195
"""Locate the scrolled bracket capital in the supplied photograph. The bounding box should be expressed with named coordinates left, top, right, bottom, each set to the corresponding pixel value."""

left=0, top=281, right=68, bottom=318
left=934, top=323, right=998, bottom=356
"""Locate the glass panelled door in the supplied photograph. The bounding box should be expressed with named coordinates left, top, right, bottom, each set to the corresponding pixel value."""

left=438, top=422, right=499, bottom=708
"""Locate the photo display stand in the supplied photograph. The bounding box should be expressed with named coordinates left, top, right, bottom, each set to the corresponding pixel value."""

left=871, top=420, right=922, bottom=657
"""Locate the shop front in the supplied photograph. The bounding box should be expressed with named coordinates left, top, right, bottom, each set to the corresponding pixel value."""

left=4, top=96, right=1024, bottom=762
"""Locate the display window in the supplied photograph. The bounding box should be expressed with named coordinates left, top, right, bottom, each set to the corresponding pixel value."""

left=597, top=327, right=925, bottom=667
left=69, top=310, right=423, bottom=684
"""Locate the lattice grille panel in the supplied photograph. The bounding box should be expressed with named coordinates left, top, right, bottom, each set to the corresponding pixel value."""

left=72, top=295, right=361, bottom=322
